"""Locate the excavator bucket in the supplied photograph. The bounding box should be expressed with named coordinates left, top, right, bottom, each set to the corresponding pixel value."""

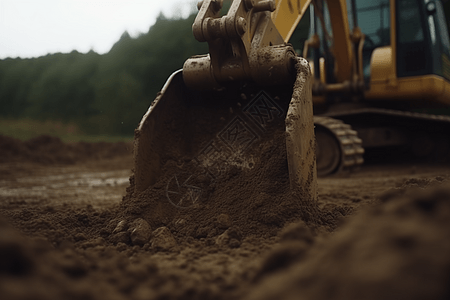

left=133, top=58, right=317, bottom=210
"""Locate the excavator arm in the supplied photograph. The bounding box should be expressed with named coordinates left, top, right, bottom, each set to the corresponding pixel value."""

left=272, top=0, right=311, bottom=42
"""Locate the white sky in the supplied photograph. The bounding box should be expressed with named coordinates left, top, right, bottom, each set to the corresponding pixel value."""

left=0, top=0, right=197, bottom=59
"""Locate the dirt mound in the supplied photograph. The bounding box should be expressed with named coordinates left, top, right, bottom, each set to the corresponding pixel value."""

left=0, top=200, right=260, bottom=300
left=0, top=134, right=132, bottom=164
left=117, top=128, right=346, bottom=246
left=1, top=141, right=449, bottom=300
left=0, top=210, right=128, bottom=300
left=249, top=182, right=450, bottom=300
left=0, top=213, right=219, bottom=300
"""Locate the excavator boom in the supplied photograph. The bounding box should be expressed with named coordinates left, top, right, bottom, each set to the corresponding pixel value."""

left=272, top=0, right=311, bottom=42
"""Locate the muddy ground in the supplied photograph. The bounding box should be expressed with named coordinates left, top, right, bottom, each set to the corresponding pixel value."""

left=1, top=134, right=450, bottom=300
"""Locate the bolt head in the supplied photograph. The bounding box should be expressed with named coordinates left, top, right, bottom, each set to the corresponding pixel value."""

left=237, top=17, right=247, bottom=35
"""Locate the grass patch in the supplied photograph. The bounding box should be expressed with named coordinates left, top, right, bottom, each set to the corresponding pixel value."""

left=0, top=119, right=133, bottom=143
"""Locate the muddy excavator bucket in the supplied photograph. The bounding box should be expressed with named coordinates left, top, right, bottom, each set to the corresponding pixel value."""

left=133, top=58, right=317, bottom=209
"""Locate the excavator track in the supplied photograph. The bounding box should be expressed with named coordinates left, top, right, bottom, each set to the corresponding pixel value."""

left=323, top=107, right=450, bottom=162
left=323, top=107, right=450, bottom=125
left=314, top=116, right=364, bottom=176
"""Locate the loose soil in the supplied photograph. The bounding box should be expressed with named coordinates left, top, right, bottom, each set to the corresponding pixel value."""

left=1, top=134, right=450, bottom=300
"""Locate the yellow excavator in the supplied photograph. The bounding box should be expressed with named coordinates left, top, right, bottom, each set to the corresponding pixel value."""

left=301, top=0, right=450, bottom=175
left=132, top=0, right=450, bottom=206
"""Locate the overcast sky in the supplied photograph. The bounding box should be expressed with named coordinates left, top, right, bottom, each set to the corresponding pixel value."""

left=0, top=0, right=197, bottom=59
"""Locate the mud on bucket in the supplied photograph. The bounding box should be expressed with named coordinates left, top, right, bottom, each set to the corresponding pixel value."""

left=132, top=58, right=316, bottom=216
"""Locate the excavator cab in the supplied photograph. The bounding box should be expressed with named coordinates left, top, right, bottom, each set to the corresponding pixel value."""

left=301, top=0, right=450, bottom=97
left=395, top=0, right=450, bottom=81
left=299, top=0, right=450, bottom=171
left=132, top=0, right=317, bottom=211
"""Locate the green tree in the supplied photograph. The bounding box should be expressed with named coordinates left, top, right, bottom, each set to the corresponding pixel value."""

left=89, top=72, right=146, bottom=135
left=25, top=51, right=100, bottom=122
left=0, top=11, right=210, bottom=136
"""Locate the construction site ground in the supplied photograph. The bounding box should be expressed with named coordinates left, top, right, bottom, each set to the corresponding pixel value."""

left=1, top=135, right=450, bottom=300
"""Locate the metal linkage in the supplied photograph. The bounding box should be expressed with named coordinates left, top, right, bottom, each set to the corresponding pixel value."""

left=183, top=0, right=297, bottom=90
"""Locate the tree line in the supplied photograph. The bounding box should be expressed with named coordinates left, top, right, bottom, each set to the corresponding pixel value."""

left=0, top=13, right=208, bottom=136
